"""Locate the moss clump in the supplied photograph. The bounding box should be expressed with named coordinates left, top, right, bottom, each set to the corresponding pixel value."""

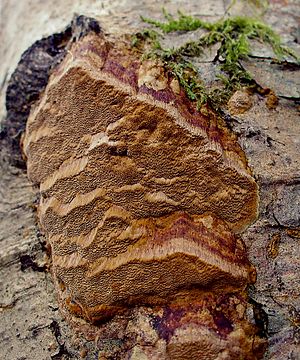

left=136, top=10, right=299, bottom=111
left=169, top=62, right=208, bottom=108
left=131, top=29, right=161, bottom=50
left=141, top=9, right=214, bottom=33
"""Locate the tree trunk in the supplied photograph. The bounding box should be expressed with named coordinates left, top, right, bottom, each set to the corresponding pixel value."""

left=0, top=1, right=299, bottom=359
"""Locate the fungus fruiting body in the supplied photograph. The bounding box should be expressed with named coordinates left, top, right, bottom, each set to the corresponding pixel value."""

left=23, top=31, right=265, bottom=358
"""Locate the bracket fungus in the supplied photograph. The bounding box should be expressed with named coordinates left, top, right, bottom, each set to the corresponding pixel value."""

left=22, top=29, right=265, bottom=358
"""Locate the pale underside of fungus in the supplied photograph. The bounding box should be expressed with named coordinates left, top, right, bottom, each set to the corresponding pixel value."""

left=22, top=28, right=266, bottom=359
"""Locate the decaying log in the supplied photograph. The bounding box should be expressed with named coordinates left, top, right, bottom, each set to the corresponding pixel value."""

left=1, top=1, right=299, bottom=359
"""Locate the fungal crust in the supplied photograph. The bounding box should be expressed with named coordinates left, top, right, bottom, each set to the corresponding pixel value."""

left=23, top=33, right=259, bottom=326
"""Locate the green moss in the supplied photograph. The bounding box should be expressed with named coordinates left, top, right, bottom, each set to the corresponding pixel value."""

left=141, top=10, right=214, bottom=33
left=131, top=29, right=161, bottom=50
left=169, top=61, right=207, bottom=109
left=135, top=10, right=299, bottom=112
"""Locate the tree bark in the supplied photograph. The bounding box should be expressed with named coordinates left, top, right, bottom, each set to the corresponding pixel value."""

left=0, top=1, right=299, bottom=359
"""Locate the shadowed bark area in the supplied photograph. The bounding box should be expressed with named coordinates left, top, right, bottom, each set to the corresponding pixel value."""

left=0, top=1, right=299, bottom=359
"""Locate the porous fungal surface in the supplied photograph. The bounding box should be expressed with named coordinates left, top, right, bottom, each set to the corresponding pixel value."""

left=22, top=32, right=265, bottom=358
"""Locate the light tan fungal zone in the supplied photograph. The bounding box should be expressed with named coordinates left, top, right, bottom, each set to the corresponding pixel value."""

left=227, top=89, right=253, bottom=115
left=23, top=32, right=263, bottom=357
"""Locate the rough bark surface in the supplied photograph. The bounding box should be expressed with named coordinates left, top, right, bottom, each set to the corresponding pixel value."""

left=0, top=1, right=299, bottom=359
